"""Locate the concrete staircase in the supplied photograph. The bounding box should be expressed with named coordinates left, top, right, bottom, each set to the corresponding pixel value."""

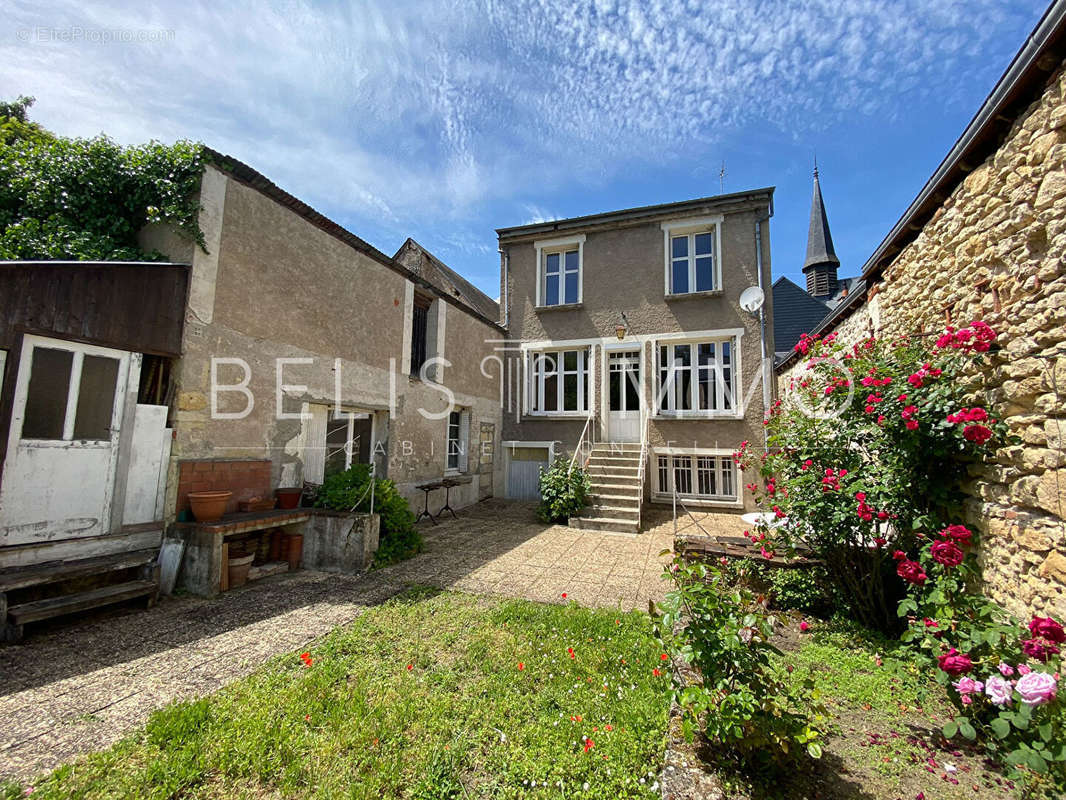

left=569, top=443, right=644, bottom=535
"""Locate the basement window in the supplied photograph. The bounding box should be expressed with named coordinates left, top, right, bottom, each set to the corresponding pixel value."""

left=654, top=452, right=737, bottom=503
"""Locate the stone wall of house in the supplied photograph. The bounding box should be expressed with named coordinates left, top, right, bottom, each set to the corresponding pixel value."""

left=779, top=59, right=1066, bottom=619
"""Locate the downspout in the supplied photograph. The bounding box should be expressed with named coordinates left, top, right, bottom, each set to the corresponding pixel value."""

left=498, top=247, right=509, bottom=329
left=755, top=201, right=773, bottom=445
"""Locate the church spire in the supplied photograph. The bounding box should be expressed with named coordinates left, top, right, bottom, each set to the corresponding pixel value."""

left=802, top=164, right=839, bottom=297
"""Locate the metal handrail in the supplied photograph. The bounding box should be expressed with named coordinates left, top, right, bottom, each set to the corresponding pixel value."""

left=635, top=408, right=650, bottom=515
left=672, top=488, right=714, bottom=541
left=568, top=410, right=595, bottom=474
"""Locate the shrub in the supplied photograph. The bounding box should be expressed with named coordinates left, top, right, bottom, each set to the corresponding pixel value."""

left=536, top=459, right=589, bottom=523
left=654, top=554, right=829, bottom=770
left=315, top=464, right=421, bottom=566
left=737, top=322, right=1010, bottom=632
left=722, top=558, right=841, bottom=617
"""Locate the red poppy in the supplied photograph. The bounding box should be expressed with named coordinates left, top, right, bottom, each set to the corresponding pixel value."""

left=300, top=652, right=313, bottom=668
left=406, top=663, right=413, bottom=671
left=660, top=653, right=669, bottom=661
left=561, top=593, right=567, bottom=599
left=584, top=739, right=595, bottom=753
left=653, top=668, right=662, bottom=677
left=517, top=662, right=525, bottom=671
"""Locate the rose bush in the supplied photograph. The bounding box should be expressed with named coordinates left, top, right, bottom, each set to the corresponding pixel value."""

left=654, top=554, right=828, bottom=771
left=900, top=523, right=1066, bottom=787
left=736, top=322, right=1009, bottom=631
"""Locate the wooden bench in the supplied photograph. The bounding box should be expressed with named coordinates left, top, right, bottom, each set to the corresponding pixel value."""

left=1, top=539, right=160, bottom=643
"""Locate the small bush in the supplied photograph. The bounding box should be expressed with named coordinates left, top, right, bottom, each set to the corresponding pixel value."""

left=315, top=464, right=421, bottom=566
left=536, top=458, right=590, bottom=523
left=723, top=558, right=841, bottom=617
left=655, top=554, right=829, bottom=771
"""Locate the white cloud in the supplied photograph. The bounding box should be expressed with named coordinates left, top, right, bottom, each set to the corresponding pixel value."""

left=0, top=0, right=1039, bottom=293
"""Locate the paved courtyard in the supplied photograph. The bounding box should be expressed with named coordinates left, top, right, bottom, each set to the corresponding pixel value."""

left=0, top=499, right=744, bottom=782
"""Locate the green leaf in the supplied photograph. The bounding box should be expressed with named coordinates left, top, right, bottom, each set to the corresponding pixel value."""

left=806, top=742, right=823, bottom=759
left=1039, top=723, right=1052, bottom=742
left=1027, top=750, right=1048, bottom=773
left=958, top=721, right=976, bottom=741
left=942, top=721, right=958, bottom=738
left=989, top=717, right=1010, bottom=739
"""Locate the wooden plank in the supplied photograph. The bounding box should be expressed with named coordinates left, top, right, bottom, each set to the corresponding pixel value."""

left=0, top=527, right=162, bottom=569
left=0, top=548, right=158, bottom=592
left=8, top=580, right=157, bottom=624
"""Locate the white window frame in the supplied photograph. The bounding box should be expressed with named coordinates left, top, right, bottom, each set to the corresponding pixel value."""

left=534, top=234, right=585, bottom=307
left=525, top=347, right=590, bottom=416
left=446, top=408, right=470, bottom=475
left=654, top=336, right=738, bottom=417
left=661, top=216, right=723, bottom=296
left=653, top=448, right=740, bottom=507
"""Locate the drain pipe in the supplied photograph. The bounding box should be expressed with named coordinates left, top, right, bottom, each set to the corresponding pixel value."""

left=498, top=247, right=509, bottom=328
left=755, top=203, right=773, bottom=444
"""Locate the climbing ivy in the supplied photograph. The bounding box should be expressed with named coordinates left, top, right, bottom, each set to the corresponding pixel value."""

left=0, top=96, right=206, bottom=261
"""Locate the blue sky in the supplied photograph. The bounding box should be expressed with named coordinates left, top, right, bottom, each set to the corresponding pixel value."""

left=1, top=0, right=1049, bottom=299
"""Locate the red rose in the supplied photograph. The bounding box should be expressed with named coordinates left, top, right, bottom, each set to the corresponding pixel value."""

left=1022, top=638, right=1060, bottom=662
left=930, top=540, right=965, bottom=567
left=939, top=525, right=973, bottom=545
left=963, top=424, right=992, bottom=444
left=896, top=558, right=927, bottom=586
left=937, top=648, right=973, bottom=676
left=1029, top=616, right=1066, bottom=644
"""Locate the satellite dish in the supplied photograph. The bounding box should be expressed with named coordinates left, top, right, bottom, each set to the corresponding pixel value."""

left=739, top=285, right=765, bottom=313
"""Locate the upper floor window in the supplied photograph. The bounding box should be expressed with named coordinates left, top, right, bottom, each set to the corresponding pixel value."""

left=534, top=234, right=585, bottom=307
left=655, top=338, right=735, bottom=414
left=528, top=348, right=589, bottom=414
left=661, top=217, right=722, bottom=296
left=410, top=293, right=432, bottom=377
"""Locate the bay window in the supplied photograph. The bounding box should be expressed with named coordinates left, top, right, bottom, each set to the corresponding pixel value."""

left=528, top=348, right=589, bottom=414
left=656, top=338, right=735, bottom=414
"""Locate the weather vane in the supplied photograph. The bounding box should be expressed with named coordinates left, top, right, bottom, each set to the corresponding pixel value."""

left=719, top=161, right=726, bottom=194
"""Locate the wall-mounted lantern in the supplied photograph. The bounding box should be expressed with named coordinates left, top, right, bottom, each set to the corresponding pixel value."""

left=615, top=311, right=629, bottom=340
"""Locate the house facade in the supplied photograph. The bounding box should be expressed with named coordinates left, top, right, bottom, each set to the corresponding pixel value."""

left=138, top=154, right=505, bottom=522
left=497, top=190, right=776, bottom=528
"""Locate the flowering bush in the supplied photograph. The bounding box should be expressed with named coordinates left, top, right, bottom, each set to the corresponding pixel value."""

left=536, top=459, right=590, bottom=523
left=654, top=554, right=828, bottom=769
left=899, top=526, right=1066, bottom=784
left=737, top=322, right=1009, bottom=631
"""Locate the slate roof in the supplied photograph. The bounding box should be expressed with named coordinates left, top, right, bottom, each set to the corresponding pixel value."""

left=772, top=277, right=835, bottom=359
left=393, top=238, right=500, bottom=323
left=803, top=170, right=839, bottom=270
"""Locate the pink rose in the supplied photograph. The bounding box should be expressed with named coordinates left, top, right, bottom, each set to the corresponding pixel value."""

left=938, top=648, right=973, bottom=676
left=1015, top=671, right=1057, bottom=706
left=1029, top=617, right=1066, bottom=644
left=1018, top=664, right=1031, bottom=675
left=985, top=675, right=1013, bottom=705
left=799, top=621, right=810, bottom=632
left=998, top=662, right=1014, bottom=677
left=952, top=677, right=984, bottom=695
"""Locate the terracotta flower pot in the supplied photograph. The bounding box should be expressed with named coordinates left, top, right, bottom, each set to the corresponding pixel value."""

left=284, top=533, right=304, bottom=570
left=275, top=487, right=303, bottom=509
left=188, top=490, right=232, bottom=522
left=227, top=553, right=254, bottom=588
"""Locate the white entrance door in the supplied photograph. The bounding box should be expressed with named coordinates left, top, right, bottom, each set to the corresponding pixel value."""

left=606, top=349, right=641, bottom=442
left=0, top=335, right=132, bottom=545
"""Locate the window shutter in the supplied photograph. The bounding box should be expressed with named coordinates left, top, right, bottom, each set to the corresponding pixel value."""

left=458, top=410, right=471, bottom=473
left=302, top=404, right=328, bottom=484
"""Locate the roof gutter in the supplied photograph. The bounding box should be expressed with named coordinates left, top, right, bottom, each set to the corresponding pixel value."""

left=860, top=0, right=1066, bottom=281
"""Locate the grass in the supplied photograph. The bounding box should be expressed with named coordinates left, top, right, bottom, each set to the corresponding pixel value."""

left=5, top=589, right=671, bottom=800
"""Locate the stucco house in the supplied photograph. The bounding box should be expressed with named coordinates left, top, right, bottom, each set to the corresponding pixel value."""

left=496, top=189, right=776, bottom=531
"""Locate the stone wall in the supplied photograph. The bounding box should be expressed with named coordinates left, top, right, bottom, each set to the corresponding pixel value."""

left=779, top=59, right=1066, bottom=619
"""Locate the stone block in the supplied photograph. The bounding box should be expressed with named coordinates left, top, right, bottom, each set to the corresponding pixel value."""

left=1035, top=469, right=1065, bottom=517
left=1039, top=550, right=1066, bottom=584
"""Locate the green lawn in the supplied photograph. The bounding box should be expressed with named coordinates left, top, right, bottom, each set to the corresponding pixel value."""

left=9, top=590, right=671, bottom=800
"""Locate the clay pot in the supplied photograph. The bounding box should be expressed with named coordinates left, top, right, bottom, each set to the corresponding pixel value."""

left=227, top=553, right=254, bottom=588
left=188, top=490, right=232, bottom=523
left=284, top=533, right=304, bottom=570
left=275, top=487, right=303, bottom=509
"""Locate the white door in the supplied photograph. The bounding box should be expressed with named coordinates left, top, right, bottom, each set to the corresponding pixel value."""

left=606, top=350, right=641, bottom=442
left=0, top=335, right=131, bottom=545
